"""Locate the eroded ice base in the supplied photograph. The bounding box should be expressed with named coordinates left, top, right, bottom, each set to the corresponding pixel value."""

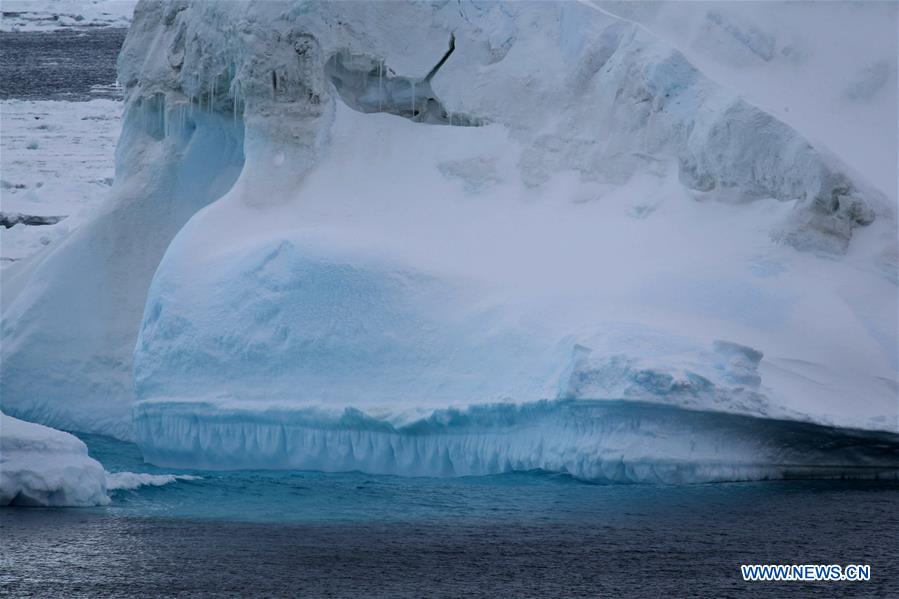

left=134, top=400, right=899, bottom=483
left=0, top=412, right=109, bottom=506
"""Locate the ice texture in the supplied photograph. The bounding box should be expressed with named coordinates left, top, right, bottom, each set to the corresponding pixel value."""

left=134, top=400, right=899, bottom=483
left=1, top=1, right=896, bottom=479
left=0, top=413, right=109, bottom=506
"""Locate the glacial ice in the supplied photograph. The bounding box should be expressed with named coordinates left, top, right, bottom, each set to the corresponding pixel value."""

left=1, top=1, right=896, bottom=480
left=134, top=400, right=899, bottom=483
left=1, top=94, right=245, bottom=439
left=0, top=412, right=109, bottom=506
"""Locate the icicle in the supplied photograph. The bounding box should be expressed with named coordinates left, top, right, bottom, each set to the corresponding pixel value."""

left=378, top=61, right=382, bottom=111
left=411, top=81, right=415, bottom=118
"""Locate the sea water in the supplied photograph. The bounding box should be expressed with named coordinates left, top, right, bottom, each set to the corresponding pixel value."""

left=2, top=433, right=898, bottom=597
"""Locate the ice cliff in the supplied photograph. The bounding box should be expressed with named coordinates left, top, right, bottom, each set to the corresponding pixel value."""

left=1, top=1, right=896, bottom=481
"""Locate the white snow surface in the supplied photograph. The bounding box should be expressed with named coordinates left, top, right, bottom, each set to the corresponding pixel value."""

left=0, top=0, right=136, bottom=31
left=1, top=1, right=896, bottom=478
left=1, top=99, right=122, bottom=268
left=0, top=412, right=109, bottom=506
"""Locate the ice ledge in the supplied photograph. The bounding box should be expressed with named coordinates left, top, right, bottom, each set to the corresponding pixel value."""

left=133, top=399, right=899, bottom=483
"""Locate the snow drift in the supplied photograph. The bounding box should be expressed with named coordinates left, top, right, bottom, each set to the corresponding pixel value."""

left=1, top=1, right=896, bottom=480
left=0, top=412, right=109, bottom=506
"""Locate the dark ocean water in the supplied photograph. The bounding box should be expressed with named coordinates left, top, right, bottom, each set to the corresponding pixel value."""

left=2, top=434, right=898, bottom=598
left=2, top=489, right=897, bottom=599
left=0, top=28, right=126, bottom=100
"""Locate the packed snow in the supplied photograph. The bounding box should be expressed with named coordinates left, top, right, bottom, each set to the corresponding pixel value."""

left=0, top=412, right=199, bottom=506
left=134, top=399, right=899, bottom=482
left=0, top=412, right=109, bottom=506
left=1, top=1, right=896, bottom=480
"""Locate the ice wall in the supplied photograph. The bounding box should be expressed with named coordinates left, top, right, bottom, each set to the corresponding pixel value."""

left=134, top=399, right=899, bottom=483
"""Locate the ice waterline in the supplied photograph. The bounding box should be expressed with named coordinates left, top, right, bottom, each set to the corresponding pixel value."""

left=133, top=400, right=899, bottom=483
left=1, top=1, right=895, bottom=485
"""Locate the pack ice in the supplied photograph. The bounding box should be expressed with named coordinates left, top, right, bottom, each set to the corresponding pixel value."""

left=2, top=1, right=897, bottom=482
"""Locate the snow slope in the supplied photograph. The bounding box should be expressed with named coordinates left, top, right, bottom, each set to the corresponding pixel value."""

left=1, top=93, right=244, bottom=439
left=597, top=0, right=898, bottom=203
left=1, top=1, right=896, bottom=479
left=0, top=412, right=108, bottom=506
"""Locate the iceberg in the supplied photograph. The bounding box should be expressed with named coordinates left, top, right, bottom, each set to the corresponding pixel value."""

left=134, top=399, right=899, bottom=483
left=1, top=1, right=896, bottom=479
left=0, top=412, right=109, bottom=506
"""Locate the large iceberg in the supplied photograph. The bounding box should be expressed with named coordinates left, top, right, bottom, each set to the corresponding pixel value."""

left=1, top=1, right=896, bottom=480
left=0, top=412, right=109, bottom=506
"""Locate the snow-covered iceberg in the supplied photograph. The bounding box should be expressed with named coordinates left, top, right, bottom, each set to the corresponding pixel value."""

left=1, top=1, right=896, bottom=480
left=0, top=413, right=109, bottom=506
